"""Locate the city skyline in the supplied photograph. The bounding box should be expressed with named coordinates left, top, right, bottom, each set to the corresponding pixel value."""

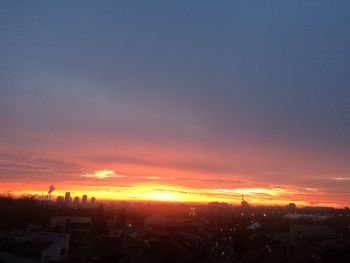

left=1, top=1, right=350, bottom=207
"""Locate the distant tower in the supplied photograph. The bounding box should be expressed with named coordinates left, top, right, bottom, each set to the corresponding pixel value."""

left=73, top=196, right=80, bottom=206
left=241, top=194, right=249, bottom=208
left=82, top=195, right=88, bottom=206
left=90, top=197, right=96, bottom=206
left=65, top=192, right=71, bottom=205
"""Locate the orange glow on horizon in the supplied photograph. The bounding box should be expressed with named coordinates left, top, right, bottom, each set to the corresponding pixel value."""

left=2, top=181, right=344, bottom=208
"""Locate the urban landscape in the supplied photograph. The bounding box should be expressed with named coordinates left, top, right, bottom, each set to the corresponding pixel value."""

left=0, top=191, right=350, bottom=262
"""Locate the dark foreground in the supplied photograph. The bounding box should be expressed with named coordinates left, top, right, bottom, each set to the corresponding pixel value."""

left=0, top=197, right=350, bottom=263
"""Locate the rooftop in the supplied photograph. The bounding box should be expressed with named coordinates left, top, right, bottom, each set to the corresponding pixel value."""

left=0, top=231, right=69, bottom=257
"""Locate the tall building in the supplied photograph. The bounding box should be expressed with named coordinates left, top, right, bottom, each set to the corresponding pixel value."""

left=64, top=192, right=71, bottom=205
left=90, top=197, right=96, bottom=206
left=82, top=194, right=88, bottom=206
left=73, top=196, right=80, bottom=206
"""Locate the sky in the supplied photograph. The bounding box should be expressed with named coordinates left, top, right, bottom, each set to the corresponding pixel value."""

left=0, top=1, right=350, bottom=207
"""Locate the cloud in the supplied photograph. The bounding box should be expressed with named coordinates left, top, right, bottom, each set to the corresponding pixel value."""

left=215, top=188, right=288, bottom=197
left=331, top=177, right=350, bottom=181
left=83, top=170, right=123, bottom=179
left=143, top=176, right=160, bottom=180
left=1, top=150, right=349, bottom=207
left=0, top=151, right=86, bottom=181
left=84, top=154, right=236, bottom=175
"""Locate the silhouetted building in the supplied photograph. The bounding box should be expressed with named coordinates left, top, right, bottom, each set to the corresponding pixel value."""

left=286, top=202, right=296, bottom=211
left=73, top=196, right=79, bottom=206
left=51, top=216, right=92, bottom=233
left=64, top=192, right=71, bottom=206
left=90, top=197, right=96, bottom=206
left=82, top=194, right=87, bottom=206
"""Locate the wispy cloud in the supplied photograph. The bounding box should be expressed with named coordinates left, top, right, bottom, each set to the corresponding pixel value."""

left=143, top=176, right=160, bottom=180
left=83, top=170, right=123, bottom=179
left=331, top=177, right=350, bottom=181
left=216, top=188, right=288, bottom=196
left=0, top=151, right=86, bottom=181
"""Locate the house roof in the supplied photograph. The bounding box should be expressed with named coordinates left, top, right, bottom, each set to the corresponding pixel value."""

left=0, top=231, right=69, bottom=256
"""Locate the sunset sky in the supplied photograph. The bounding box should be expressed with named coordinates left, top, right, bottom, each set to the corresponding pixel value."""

left=1, top=1, right=349, bottom=207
